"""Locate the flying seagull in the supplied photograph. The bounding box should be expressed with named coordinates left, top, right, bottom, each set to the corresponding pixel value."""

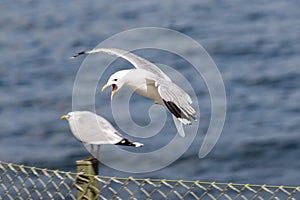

left=71, top=48, right=197, bottom=137
left=61, top=111, right=143, bottom=159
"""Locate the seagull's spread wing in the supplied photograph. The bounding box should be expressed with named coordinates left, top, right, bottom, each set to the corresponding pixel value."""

left=71, top=48, right=171, bottom=81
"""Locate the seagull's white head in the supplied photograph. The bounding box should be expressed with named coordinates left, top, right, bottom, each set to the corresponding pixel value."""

left=101, top=70, right=131, bottom=100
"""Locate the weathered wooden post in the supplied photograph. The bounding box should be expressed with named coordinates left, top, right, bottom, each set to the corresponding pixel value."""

left=76, top=159, right=99, bottom=200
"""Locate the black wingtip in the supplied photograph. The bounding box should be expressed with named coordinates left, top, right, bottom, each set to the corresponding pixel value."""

left=116, top=138, right=143, bottom=147
left=69, top=51, right=86, bottom=59
left=163, top=99, right=192, bottom=124
left=163, top=100, right=184, bottom=119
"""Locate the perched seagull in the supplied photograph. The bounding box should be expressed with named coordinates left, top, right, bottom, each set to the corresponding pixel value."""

left=61, top=111, right=143, bottom=159
left=71, top=48, right=197, bottom=137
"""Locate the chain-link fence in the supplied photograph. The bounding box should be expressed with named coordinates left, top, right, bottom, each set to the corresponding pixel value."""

left=0, top=160, right=299, bottom=200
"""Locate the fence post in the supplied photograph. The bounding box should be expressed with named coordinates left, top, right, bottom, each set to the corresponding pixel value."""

left=76, top=159, right=99, bottom=200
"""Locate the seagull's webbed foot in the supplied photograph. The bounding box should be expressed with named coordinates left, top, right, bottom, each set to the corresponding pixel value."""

left=83, top=157, right=98, bottom=161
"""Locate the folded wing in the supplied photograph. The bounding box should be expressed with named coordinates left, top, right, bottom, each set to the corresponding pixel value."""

left=145, top=77, right=196, bottom=136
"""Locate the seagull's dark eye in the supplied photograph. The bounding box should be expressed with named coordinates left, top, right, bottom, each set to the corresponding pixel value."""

left=113, top=79, right=117, bottom=81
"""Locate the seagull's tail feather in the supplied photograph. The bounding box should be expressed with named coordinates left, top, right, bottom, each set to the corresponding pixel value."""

left=172, top=115, right=186, bottom=137
left=116, top=138, right=144, bottom=147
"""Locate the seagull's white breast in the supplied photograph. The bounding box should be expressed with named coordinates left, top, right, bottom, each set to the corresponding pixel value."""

left=126, top=78, right=163, bottom=104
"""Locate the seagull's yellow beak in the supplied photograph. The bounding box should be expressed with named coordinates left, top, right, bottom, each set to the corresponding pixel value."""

left=101, top=84, right=110, bottom=92
left=60, top=115, right=69, bottom=120
left=101, top=83, right=118, bottom=100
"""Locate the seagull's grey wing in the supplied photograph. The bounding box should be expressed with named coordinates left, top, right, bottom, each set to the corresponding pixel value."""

left=93, top=116, right=144, bottom=147
left=152, top=78, right=196, bottom=126
left=69, top=113, right=122, bottom=145
left=71, top=48, right=171, bottom=81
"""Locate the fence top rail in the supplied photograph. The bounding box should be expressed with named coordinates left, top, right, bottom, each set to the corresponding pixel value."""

left=1, top=160, right=299, bottom=190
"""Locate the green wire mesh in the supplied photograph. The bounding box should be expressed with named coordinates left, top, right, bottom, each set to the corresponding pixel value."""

left=0, top=161, right=299, bottom=200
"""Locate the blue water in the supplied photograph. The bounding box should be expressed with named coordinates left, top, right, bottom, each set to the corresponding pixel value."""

left=1, top=0, right=300, bottom=186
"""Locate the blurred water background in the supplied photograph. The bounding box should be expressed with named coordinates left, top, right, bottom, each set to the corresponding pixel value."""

left=0, top=0, right=300, bottom=186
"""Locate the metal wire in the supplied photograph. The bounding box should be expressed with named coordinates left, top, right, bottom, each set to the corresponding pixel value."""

left=0, top=161, right=299, bottom=200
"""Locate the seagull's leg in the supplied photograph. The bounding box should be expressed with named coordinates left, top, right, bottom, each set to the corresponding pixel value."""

left=96, top=145, right=101, bottom=160
left=91, top=144, right=94, bottom=156
left=83, top=144, right=95, bottom=161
